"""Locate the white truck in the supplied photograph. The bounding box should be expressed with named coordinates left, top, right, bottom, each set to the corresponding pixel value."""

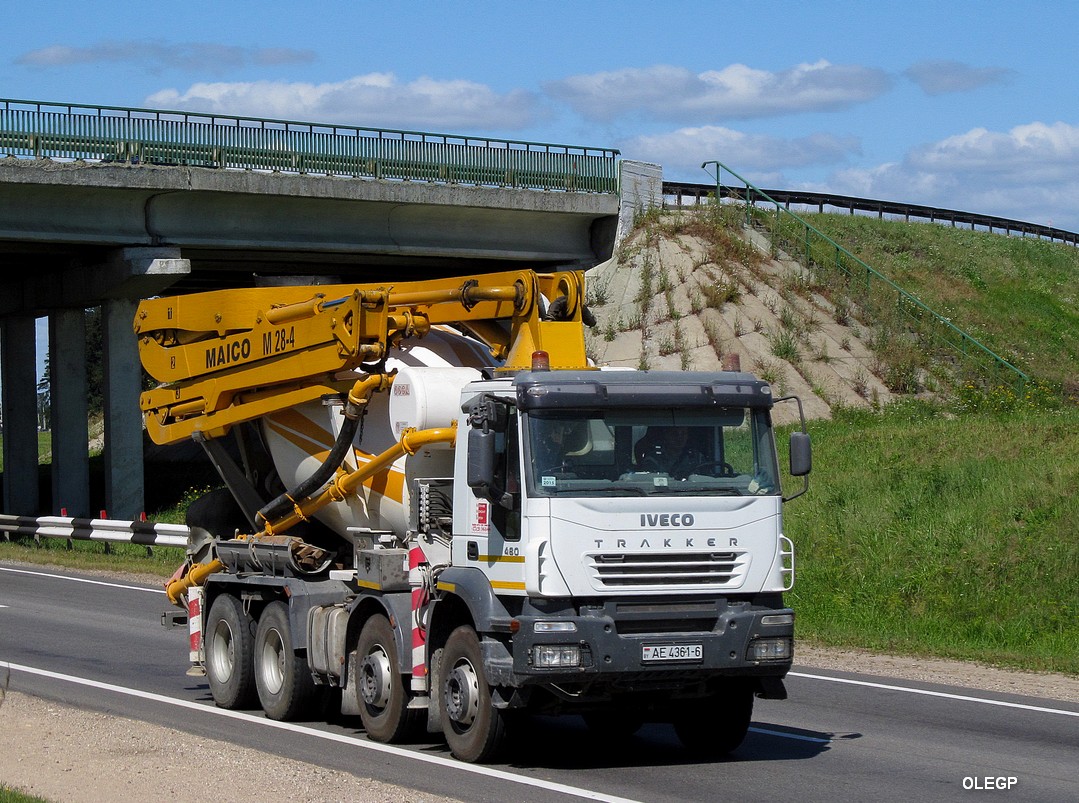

left=145, top=269, right=810, bottom=762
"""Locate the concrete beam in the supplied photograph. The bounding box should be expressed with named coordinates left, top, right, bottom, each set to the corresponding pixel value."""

left=1, top=315, right=40, bottom=514
left=49, top=309, right=90, bottom=517
left=100, top=248, right=192, bottom=300
left=0, top=247, right=191, bottom=316
left=616, top=160, right=663, bottom=244
left=0, top=160, right=618, bottom=272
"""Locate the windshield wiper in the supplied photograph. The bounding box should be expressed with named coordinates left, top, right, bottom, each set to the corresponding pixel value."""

left=544, top=483, right=651, bottom=496
left=659, top=486, right=742, bottom=496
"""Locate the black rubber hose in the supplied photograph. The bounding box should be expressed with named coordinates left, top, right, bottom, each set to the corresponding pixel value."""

left=256, top=405, right=362, bottom=526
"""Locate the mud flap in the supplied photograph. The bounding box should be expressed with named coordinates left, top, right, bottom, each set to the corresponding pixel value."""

left=756, top=676, right=787, bottom=700
left=426, top=647, right=444, bottom=734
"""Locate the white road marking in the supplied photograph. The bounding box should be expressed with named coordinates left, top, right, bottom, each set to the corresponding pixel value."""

left=749, top=726, right=830, bottom=744
left=0, top=565, right=164, bottom=594
left=789, top=671, right=1079, bottom=718
left=3, top=661, right=644, bottom=803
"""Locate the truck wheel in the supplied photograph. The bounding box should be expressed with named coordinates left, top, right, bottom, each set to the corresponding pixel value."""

left=254, top=601, right=317, bottom=721
left=356, top=614, right=419, bottom=742
left=205, top=593, right=256, bottom=709
left=673, top=683, right=754, bottom=757
left=440, top=626, right=506, bottom=763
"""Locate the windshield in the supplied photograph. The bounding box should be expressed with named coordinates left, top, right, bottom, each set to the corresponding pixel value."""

left=525, top=407, right=779, bottom=497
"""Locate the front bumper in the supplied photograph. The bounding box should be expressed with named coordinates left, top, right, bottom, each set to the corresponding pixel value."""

left=495, top=601, right=794, bottom=688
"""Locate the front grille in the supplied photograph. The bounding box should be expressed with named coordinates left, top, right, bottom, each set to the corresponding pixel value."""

left=587, top=550, right=748, bottom=588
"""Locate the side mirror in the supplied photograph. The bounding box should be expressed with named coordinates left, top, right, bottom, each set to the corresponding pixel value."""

left=790, top=431, right=812, bottom=477
left=467, top=427, right=497, bottom=493
left=774, top=395, right=811, bottom=503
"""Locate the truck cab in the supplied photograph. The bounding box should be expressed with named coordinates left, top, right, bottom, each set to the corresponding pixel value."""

left=426, top=368, right=808, bottom=759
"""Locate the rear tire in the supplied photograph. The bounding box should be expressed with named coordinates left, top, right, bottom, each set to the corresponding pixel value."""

left=440, top=626, right=506, bottom=763
left=673, top=683, right=754, bottom=758
left=355, top=614, right=420, bottom=742
left=254, top=601, right=317, bottom=720
left=204, top=593, right=256, bottom=709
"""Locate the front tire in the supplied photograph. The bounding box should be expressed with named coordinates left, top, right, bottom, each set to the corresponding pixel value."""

left=440, top=626, right=506, bottom=763
left=204, top=592, right=256, bottom=709
left=254, top=601, right=317, bottom=720
left=355, top=614, right=419, bottom=742
left=673, top=683, right=754, bottom=758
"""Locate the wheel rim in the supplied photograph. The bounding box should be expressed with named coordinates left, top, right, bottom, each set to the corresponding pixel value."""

left=444, top=657, right=481, bottom=728
left=259, top=627, right=286, bottom=695
left=208, top=619, right=235, bottom=682
left=359, top=643, right=393, bottom=709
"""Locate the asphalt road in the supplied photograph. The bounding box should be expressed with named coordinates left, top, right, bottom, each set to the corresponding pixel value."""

left=1, top=562, right=1076, bottom=802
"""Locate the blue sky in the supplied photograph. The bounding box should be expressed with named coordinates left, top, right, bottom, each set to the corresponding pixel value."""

left=7, top=0, right=1079, bottom=378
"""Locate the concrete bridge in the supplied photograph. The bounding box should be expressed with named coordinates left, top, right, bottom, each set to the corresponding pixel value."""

left=0, top=99, right=642, bottom=520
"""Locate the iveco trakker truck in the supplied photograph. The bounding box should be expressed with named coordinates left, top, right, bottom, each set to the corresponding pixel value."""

left=145, top=269, right=810, bottom=762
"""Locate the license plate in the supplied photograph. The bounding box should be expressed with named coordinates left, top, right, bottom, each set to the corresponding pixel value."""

left=642, top=643, right=703, bottom=662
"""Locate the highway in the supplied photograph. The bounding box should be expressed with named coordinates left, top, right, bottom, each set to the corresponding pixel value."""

left=1, top=562, right=1076, bottom=802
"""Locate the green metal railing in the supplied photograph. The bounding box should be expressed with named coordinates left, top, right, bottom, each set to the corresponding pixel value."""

left=0, top=98, right=620, bottom=193
left=701, top=160, right=1029, bottom=392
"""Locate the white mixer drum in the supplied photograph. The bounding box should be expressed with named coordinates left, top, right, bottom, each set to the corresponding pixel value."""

left=388, top=365, right=482, bottom=438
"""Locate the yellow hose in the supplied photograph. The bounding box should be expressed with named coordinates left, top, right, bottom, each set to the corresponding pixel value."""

left=165, top=559, right=225, bottom=606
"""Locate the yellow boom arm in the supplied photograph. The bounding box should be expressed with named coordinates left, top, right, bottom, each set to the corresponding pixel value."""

left=136, top=269, right=588, bottom=444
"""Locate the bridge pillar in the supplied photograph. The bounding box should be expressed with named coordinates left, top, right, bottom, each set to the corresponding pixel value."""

left=1, top=315, right=41, bottom=514
left=103, top=298, right=144, bottom=519
left=98, top=247, right=190, bottom=520
left=49, top=309, right=90, bottom=517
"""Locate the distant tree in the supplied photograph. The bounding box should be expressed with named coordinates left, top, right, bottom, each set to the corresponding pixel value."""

left=39, top=308, right=105, bottom=418
left=85, top=307, right=104, bottom=415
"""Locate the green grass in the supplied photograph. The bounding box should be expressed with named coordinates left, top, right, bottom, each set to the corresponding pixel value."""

left=0, top=786, right=50, bottom=803
left=783, top=401, right=1079, bottom=675
left=797, top=214, right=1079, bottom=391
left=0, top=537, right=184, bottom=580
left=0, top=432, right=54, bottom=472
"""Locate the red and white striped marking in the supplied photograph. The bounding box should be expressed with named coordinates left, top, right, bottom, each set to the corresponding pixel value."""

left=187, top=587, right=204, bottom=663
left=409, top=545, right=429, bottom=692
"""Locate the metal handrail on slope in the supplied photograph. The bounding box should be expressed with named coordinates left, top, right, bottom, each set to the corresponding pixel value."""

left=0, top=98, right=620, bottom=194
left=661, top=181, right=1079, bottom=247
left=701, top=160, right=1029, bottom=392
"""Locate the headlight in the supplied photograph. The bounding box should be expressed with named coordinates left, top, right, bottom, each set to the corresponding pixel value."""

left=747, top=637, right=792, bottom=662
left=532, top=645, right=581, bottom=667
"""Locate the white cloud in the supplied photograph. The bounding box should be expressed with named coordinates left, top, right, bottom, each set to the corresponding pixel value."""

left=145, top=74, right=542, bottom=131
left=820, top=122, right=1079, bottom=228
left=621, top=126, right=860, bottom=176
left=904, top=60, right=1012, bottom=96
left=545, top=61, right=891, bottom=122
left=16, top=41, right=314, bottom=72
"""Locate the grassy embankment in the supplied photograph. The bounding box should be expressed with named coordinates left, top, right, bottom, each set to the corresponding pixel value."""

left=783, top=402, right=1079, bottom=675
left=770, top=214, right=1079, bottom=674
left=798, top=212, right=1079, bottom=393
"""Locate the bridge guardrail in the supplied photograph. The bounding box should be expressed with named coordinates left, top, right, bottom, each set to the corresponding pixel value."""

left=0, top=513, right=189, bottom=549
left=0, top=98, right=620, bottom=194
